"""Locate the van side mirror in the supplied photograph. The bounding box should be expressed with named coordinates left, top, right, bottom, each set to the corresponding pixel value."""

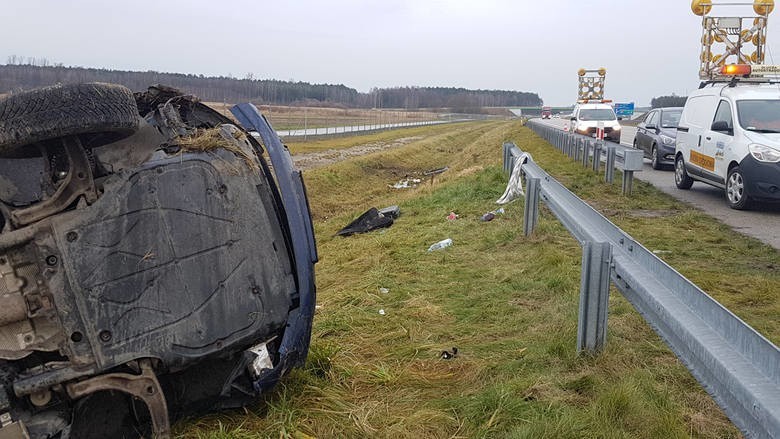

left=645, top=123, right=658, bottom=131
left=711, top=120, right=733, bottom=134
left=570, top=116, right=576, bottom=121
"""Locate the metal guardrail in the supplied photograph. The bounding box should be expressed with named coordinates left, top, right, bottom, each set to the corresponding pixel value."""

left=524, top=120, right=644, bottom=194
left=502, top=142, right=780, bottom=439
left=276, top=119, right=457, bottom=139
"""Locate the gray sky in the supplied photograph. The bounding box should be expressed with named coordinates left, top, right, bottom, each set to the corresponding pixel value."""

left=3, top=0, right=780, bottom=106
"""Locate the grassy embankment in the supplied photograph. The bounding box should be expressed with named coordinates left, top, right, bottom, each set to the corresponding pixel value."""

left=178, top=120, right=778, bottom=438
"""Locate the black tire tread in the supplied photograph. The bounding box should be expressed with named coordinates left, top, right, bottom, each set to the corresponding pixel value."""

left=0, top=83, right=139, bottom=153
left=651, top=144, right=662, bottom=170
left=675, top=155, right=694, bottom=190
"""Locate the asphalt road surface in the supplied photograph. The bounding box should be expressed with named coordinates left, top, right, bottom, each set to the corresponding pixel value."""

left=534, top=118, right=780, bottom=250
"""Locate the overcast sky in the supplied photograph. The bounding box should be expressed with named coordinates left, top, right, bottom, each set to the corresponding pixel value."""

left=3, top=0, right=780, bottom=106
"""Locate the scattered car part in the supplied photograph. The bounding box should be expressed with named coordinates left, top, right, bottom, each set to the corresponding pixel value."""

left=440, top=347, right=458, bottom=360
left=336, top=207, right=395, bottom=236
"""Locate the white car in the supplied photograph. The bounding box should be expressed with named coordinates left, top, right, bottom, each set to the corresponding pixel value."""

left=568, top=101, right=622, bottom=142
left=675, top=77, right=780, bottom=209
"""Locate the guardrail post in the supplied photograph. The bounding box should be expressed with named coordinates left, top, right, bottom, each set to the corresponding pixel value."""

left=622, top=171, right=634, bottom=195
left=523, top=177, right=541, bottom=236
left=605, top=145, right=616, bottom=183
left=569, top=135, right=580, bottom=158
left=502, top=142, right=513, bottom=173
left=577, top=241, right=613, bottom=354
left=593, top=140, right=602, bottom=172
left=582, top=140, right=590, bottom=168
left=573, top=138, right=580, bottom=161
left=621, top=150, right=644, bottom=195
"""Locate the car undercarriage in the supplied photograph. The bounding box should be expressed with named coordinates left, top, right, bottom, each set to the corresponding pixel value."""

left=0, top=83, right=317, bottom=438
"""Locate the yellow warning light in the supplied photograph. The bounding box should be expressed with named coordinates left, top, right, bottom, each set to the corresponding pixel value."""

left=722, top=64, right=752, bottom=75
left=754, top=0, right=775, bottom=15
left=692, top=0, right=712, bottom=16
left=577, top=69, right=586, bottom=77
left=597, top=68, right=607, bottom=76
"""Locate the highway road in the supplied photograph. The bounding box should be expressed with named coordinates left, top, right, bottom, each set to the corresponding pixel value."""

left=533, top=118, right=780, bottom=250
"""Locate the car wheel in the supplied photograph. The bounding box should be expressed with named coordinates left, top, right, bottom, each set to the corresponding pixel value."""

left=0, top=83, right=139, bottom=155
left=675, top=154, right=693, bottom=189
left=726, top=165, right=751, bottom=210
left=651, top=144, right=662, bottom=170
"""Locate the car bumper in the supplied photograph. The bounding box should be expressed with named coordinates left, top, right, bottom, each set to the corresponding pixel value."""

left=741, top=155, right=780, bottom=201
left=576, top=127, right=621, bottom=141
left=658, top=143, right=676, bottom=165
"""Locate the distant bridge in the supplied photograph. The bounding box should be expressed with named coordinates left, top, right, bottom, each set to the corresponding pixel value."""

left=509, top=107, right=572, bottom=117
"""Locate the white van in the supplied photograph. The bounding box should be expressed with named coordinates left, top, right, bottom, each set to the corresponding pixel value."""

left=675, top=81, right=780, bottom=209
left=569, top=101, right=622, bottom=142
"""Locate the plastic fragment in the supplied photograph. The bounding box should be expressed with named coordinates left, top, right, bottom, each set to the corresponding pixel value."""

left=427, top=238, right=453, bottom=252
left=440, top=347, right=459, bottom=360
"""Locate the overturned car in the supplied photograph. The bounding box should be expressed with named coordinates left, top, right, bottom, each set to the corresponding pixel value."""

left=0, top=83, right=317, bottom=438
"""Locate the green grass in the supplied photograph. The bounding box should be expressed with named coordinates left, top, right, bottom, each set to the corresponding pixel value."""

left=175, top=122, right=776, bottom=438
left=285, top=121, right=481, bottom=155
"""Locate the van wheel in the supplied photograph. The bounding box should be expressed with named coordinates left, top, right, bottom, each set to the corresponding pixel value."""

left=675, top=155, right=693, bottom=189
left=651, top=144, right=662, bottom=170
left=726, top=166, right=751, bottom=210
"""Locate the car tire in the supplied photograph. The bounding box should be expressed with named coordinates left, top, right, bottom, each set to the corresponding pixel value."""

left=651, top=144, right=662, bottom=170
left=726, top=165, right=751, bottom=210
left=0, top=83, right=139, bottom=154
left=675, top=154, right=693, bottom=189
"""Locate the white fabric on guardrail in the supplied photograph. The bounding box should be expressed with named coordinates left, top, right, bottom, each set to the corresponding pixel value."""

left=496, top=152, right=531, bottom=204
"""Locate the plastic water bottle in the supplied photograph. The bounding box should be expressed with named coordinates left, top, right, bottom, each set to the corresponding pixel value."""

left=428, top=238, right=453, bottom=252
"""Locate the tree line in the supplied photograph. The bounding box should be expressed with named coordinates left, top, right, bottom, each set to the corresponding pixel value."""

left=650, top=94, right=688, bottom=108
left=0, top=61, right=542, bottom=112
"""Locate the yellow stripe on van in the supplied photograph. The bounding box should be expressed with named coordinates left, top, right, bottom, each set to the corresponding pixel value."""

left=690, top=150, right=715, bottom=171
